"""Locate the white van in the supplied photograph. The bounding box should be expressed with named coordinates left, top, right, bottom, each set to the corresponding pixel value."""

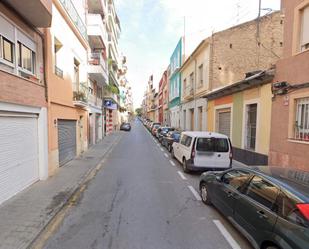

left=171, top=131, right=232, bottom=173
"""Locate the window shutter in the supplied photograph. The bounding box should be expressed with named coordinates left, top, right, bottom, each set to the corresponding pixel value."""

left=301, top=6, right=309, bottom=47
left=0, top=16, right=14, bottom=42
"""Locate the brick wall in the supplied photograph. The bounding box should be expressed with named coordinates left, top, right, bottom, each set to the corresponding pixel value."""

left=211, top=12, right=283, bottom=90
left=0, top=70, right=46, bottom=107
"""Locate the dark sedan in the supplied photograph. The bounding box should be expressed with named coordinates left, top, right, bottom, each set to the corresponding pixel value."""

left=199, top=166, right=309, bottom=249
left=162, top=131, right=180, bottom=152
left=120, top=122, right=131, bottom=131
left=157, top=127, right=175, bottom=142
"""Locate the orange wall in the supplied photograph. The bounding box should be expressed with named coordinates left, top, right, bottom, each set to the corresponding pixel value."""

left=214, top=95, right=233, bottom=106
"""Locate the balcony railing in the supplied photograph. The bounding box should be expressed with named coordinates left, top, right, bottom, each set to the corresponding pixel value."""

left=87, top=14, right=108, bottom=42
left=55, top=65, right=63, bottom=78
left=89, top=52, right=107, bottom=72
left=89, top=94, right=103, bottom=107
left=73, top=82, right=88, bottom=107
left=59, top=0, right=87, bottom=40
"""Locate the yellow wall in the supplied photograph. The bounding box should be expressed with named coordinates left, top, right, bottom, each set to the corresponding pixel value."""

left=207, top=100, right=215, bottom=131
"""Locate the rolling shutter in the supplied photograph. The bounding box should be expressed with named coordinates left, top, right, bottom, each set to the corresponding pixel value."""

left=0, top=115, right=39, bottom=205
left=58, top=120, right=76, bottom=166
left=218, top=111, right=231, bottom=137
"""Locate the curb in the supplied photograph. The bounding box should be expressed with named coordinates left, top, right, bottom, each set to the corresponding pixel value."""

left=27, top=133, right=123, bottom=249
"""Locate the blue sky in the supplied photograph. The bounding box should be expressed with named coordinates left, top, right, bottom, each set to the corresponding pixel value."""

left=114, top=0, right=281, bottom=108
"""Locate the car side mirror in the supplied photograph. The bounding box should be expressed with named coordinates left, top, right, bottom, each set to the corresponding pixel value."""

left=216, top=175, right=222, bottom=182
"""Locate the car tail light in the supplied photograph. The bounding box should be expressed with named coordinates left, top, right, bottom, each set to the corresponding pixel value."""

left=296, top=203, right=309, bottom=220
left=229, top=152, right=233, bottom=159
left=191, top=139, right=196, bottom=159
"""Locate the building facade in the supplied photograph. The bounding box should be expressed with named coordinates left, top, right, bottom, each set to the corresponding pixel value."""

left=46, top=0, right=90, bottom=174
left=169, top=38, right=183, bottom=129
left=205, top=12, right=283, bottom=165
left=180, top=39, right=210, bottom=131
left=269, top=0, right=309, bottom=170
left=162, top=69, right=170, bottom=126
left=0, top=0, right=51, bottom=204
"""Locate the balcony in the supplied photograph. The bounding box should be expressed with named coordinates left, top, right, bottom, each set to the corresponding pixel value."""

left=88, top=0, right=106, bottom=14
left=4, top=0, right=52, bottom=27
left=87, top=14, right=108, bottom=49
left=73, top=82, right=88, bottom=108
left=59, top=0, right=87, bottom=40
left=183, top=85, right=194, bottom=100
left=104, top=91, right=119, bottom=105
left=88, top=94, right=103, bottom=108
left=88, top=52, right=108, bottom=85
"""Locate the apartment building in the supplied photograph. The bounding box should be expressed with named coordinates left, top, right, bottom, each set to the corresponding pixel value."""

left=0, top=0, right=51, bottom=204
left=162, top=69, right=169, bottom=126
left=180, top=39, right=210, bottom=131
left=46, top=0, right=89, bottom=174
left=87, top=0, right=109, bottom=145
left=169, top=38, right=183, bottom=129
left=269, top=0, right=309, bottom=170
left=205, top=12, right=283, bottom=165
left=105, top=0, right=121, bottom=134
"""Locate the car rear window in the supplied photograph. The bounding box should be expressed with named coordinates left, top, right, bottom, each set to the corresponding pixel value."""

left=173, top=133, right=180, bottom=140
left=196, top=138, right=229, bottom=152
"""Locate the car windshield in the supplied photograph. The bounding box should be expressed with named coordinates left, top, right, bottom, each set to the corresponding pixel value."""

left=173, top=133, right=181, bottom=140
left=196, top=138, right=229, bottom=152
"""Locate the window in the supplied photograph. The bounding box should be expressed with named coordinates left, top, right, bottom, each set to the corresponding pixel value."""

left=245, top=176, right=279, bottom=209
left=196, top=138, right=229, bottom=152
left=18, top=42, right=36, bottom=74
left=300, top=5, right=309, bottom=51
left=222, top=170, right=251, bottom=190
left=54, top=37, right=63, bottom=78
left=180, top=134, right=187, bottom=145
left=245, top=103, right=257, bottom=150
left=183, top=78, right=187, bottom=94
left=198, top=64, right=203, bottom=87
left=74, top=58, right=80, bottom=88
left=295, top=97, right=309, bottom=141
left=2, top=37, right=14, bottom=63
left=185, top=136, right=192, bottom=147
left=189, top=73, right=194, bottom=90
left=275, top=191, right=309, bottom=228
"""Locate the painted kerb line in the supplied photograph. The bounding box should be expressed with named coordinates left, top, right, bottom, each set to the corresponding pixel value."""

left=213, top=220, right=241, bottom=249
left=177, top=171, right=187, bottom=180
left=164, top=153, right=169, bottom=158
left=169, top=160, right=176, bottom=166
left=188, top=185, right=201, bottom=201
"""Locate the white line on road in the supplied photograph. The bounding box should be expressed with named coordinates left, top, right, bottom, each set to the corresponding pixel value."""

left=169, top=160, right=176, bottom=166
left=164, top=153, right=169, bottom=158
left=177, top=171, right=187, bottom=180
left=160, top=148, right=164, bottom=152
left=157, top=144, right=160, bottom=147
left=188, top=185, right=202, bottom=201
left=213, top=220, right=241, bottom=249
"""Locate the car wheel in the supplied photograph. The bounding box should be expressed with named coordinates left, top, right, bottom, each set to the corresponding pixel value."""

left=182, top=158, right=190, bottom=173
left=200, top=183, right=212, bottom=205
left=171, top=148, right=175, bottom=158
left=168, top=144, right=171, bottom=152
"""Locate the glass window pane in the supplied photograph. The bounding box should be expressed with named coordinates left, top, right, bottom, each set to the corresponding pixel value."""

left=22, top=45, right=32, bottom=72
left=245, top=176, right=279, bottom=209
left=3, top=38, right=13, bottom=63
left=222, top=170, right=251, bottom=190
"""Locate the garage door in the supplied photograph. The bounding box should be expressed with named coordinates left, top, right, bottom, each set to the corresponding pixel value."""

left=58, top=120, right=77, bottom=166
left=0, top=115, right=39, bottom=205
left=218, top=110, right=231, bottom=137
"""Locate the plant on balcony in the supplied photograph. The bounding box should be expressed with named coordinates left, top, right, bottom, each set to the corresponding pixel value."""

left=73, top=91, right=87, bottom=102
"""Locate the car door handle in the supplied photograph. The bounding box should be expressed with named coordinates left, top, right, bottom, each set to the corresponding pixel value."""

left=257, top=210, right=268, bottom=219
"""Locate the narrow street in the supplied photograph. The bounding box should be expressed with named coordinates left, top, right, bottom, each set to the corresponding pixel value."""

left=43, top=120, right=253, bottom=249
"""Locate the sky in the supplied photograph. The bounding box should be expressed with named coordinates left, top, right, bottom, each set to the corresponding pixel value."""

left=114, top=0, right=281, bottom=109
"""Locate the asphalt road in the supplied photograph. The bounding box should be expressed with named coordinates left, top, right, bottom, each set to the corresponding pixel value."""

left=43, top=120, right=253, bottom=249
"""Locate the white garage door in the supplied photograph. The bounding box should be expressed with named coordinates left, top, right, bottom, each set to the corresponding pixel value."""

left=0, top=115, right=39, bottom=205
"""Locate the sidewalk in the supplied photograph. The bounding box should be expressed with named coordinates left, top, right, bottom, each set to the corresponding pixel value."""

left=0, top=132, right=122, bottom=249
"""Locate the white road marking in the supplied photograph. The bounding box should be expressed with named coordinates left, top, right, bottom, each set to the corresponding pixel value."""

left=169, top=160, right=176, bottom=166
left=164, top=153, right=169, bottom=158
left=213, top=220, right=241, bottom=249
left=177, top=171, right=187, bottom=180
left=157, top=144, right=160, bottom=147
left=188, top=186, right=202, bottom=201
left=160, top=148, right=164, bottom=152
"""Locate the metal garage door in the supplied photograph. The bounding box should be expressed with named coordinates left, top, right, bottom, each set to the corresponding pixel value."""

left=0, top=115, right=39, bottom=205
left=58, top=120, right=76, bottom=166
left=218, top=110, right=231, bottom=137
left=95, top=114, right=99, bottom=143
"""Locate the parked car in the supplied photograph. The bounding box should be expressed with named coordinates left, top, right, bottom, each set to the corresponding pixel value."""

left=162, top=131, right=181, bottom=152
left=120, top=122, right=131, bottom=131
left=151, top=124, right=161, bottom=136
left=157, top=127, right=175, bottom=142
left=171, top=131, right=232, bottom=173
left=199, top=166, right=309, bottom=249
left=149, top=122, right=161, bottom=132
